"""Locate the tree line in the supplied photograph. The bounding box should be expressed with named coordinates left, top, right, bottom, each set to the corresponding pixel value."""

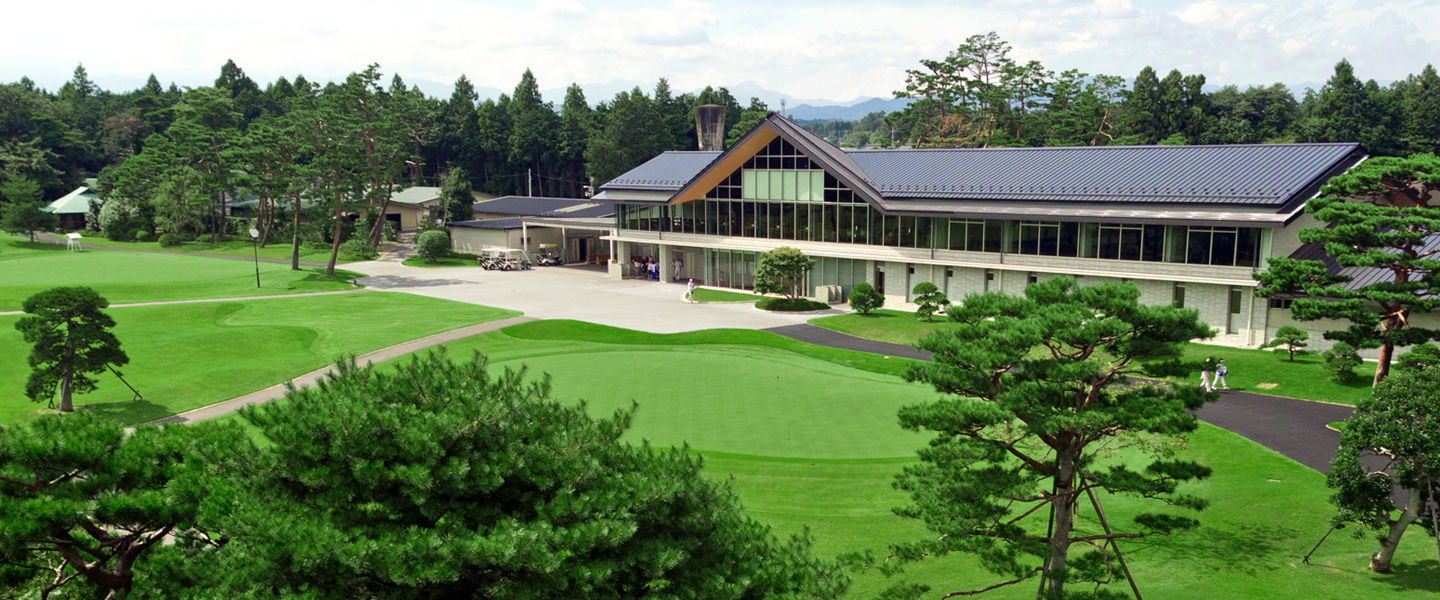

left=811, top=31, right=1439, bottom=153
left=0, top=60, right=774, bottom=204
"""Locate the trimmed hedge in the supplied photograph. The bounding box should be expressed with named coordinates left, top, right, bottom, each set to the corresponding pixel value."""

left=755, top=297, right=830, bottom=312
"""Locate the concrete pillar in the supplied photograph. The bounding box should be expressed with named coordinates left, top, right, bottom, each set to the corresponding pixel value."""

left=609, top=241, right=630, bottom=280
left=659, top=245, right=675, bottom=282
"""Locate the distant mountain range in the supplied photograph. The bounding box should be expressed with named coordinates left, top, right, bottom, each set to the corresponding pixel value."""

left=407, top=77, right=911, bottom=122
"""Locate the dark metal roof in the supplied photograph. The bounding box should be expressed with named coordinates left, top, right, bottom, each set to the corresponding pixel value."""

left=597, top=114, right=1365, bottom=211
left=850, top=143, right=1362, bottom=206
left=471, top=196, right=614, bottom=219
left=1288, top=234, right=1440, bottom=291
left=448, top=218, right=526, bottom=230
left=603, top=151, right=721, bottom=191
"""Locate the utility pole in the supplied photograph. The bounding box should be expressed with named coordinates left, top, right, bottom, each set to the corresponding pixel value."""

left=527, top=168, right=532, bottom=197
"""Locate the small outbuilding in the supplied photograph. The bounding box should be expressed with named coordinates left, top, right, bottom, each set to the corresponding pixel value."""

left=42, top=186, right=99, bottom=230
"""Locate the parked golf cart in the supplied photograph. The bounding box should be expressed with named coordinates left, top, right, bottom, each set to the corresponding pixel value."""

left=477, top=248, right=532, bottom=271
left=535, top=244, right=564, bottom=266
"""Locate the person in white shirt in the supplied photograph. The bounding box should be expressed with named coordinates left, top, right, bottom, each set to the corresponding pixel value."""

left=687, top=279, right=697, bottom=301
left=1214, top=359, right=1230, bottom=390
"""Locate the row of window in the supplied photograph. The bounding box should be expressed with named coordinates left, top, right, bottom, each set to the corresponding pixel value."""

left=616, top=201, right=1264, bottom=268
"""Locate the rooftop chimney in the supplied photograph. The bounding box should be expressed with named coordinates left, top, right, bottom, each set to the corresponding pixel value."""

left=694, top=104, right=726, bottom=151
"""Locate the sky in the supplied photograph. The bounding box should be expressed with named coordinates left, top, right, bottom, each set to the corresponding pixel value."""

left=4, top=0, right=1439, bottom=104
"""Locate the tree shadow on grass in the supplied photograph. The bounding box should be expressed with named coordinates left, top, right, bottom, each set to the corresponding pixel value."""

left=1377, top=559, right=1440, bottom=593
left=1127, top=522, right=1300, bottom=575
left=79, top=398, right=174, bottom=427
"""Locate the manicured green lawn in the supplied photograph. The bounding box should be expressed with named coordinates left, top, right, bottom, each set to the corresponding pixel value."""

left=73, top=235, right=350, bottom=263
left=690, top=287, right=761, bottom=302
left=809, top=308, right=953, bottom=345
left=0, top=236, right=365, bottom=311
left=401, top=255, right=477, bottom=268
left=0, top=293, right=519, bottom=425
left=1172, top=344, right=1377, bottom=406
left=387, top=320, right=1435, bottom=598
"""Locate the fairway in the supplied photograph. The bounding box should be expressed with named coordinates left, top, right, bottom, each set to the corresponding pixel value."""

left=0, top=237, right=363, bottom=310
left=418, top=320, right=1439, bottom=599
left=0, top=292, right=518, bottom=424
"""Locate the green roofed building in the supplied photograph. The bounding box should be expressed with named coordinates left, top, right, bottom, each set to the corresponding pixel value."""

left=591, top=112, right=1387, bottom=350
left=42, top=186, right=99, bottom=230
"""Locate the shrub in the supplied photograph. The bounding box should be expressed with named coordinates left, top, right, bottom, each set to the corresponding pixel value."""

left=752, top=247, right=815, bottom=300
left=755, top=297, right=830, bottom=312
left=157, top=233, right=188, bottom=248
left=848, top=282, right=884, bottom=315
left=1323, top=342, right=1363, bottom=382
left=338, top=239, right=378, bottom=261
left=1396, top=343, right=1440, bottom=374
left=415, top=230, right=450, bottom=263
left=97, top=197, right=144, bottom=240
left=129, top=228, right=150, bottom=242
left=912, top=281, right=950, bottom=322
left=1259, top=325, right=1310, bottom=361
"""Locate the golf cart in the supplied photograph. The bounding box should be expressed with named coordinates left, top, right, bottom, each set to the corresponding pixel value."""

left=535, top=243, right=564, bottom=267
left=477, top=248, right=532, bottom=271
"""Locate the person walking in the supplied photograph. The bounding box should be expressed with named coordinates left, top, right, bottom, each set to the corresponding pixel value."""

left=1214, top=359, right=1230, bottom=390
left=686, top=278, right=697, bottom=301
left=1199, top=364, right=1212, bottom=392
left=649, top=260, right=659, bottom=281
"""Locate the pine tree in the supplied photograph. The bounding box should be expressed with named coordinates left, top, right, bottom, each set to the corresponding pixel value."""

left=557, top=84, right=593, bottom=197
left=508, top=69, right=558, bottom=196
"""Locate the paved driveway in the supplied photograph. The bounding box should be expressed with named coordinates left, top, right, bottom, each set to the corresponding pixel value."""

left=351, top=257, right=825, bottom=334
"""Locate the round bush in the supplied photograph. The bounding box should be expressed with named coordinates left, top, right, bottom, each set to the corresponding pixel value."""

left=157, top=233, right=188, bottom=248
left=339, top=239, right=378, bottom=261
left=130, top=228, right=149, bottom=242
left=415, top=230, right=451, bottom=262
left=755, top=297, right=830, bottom=312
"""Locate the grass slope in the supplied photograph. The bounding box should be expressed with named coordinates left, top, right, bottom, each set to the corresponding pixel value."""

left=0, top=236, right=363, bottom=311
left=690, top=287, right=762, bottom=303
left=408, top=320, right=1436, bottom=598
left=809, top=309, right=953, bottom=345
left=0, top=293, right=518, bottom=424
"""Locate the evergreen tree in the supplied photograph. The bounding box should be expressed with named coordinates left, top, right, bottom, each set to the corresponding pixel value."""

left=187, top=351, right=850, bottom=599
left=1401, top=65, right=1440, bottom=154
left=14, top=287, right=129, bottom=413
left=1255, top=153, right=1440, bottom=385
left=0, top=413, right=249, bottom=599
left=1124, top=66, right=1164, bottom=143
left=1327, top=366, right=1440, bottom=573
left=879, top=277, right=1214, bottom=599
left=214, top=59, right=264, bottom=125
left=475, top=95, right=512, bottom=194
left=508, top=69, right=558, bottom=196
left=439, top=166, right=474, bottom=222
left=557, top=83, right=593, bottom=197
left=435, top=75, right=482, bottom=184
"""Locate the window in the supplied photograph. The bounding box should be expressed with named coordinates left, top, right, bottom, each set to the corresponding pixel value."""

left=1268, top=298, right=1293, bottom=309
left=1173, top=283, right=1186, bottom=308
left=984, top=269, right=995, bottom=293
left=1027, top=273, right=1039, bottom=286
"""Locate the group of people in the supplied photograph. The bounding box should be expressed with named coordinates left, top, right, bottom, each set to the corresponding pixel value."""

left=630, top=256, right=685, bottom=282
left=1199, top=358, right=1230, bottom=392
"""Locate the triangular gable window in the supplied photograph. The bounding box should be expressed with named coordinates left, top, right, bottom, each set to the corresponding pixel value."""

left=705, top=137, right=861, bottom=204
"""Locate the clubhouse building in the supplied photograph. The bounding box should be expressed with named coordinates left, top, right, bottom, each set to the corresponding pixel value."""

left=593, top=113, right=1377, bottom=350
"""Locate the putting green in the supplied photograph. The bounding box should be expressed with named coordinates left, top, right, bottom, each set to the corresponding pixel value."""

left=421, top=321, right=1439, bottom=598
left=0, top=292, right=518, bottom=425
left=0, top=238, right=361, bottom=311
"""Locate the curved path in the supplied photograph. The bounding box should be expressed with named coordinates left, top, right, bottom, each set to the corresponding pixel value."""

left=143, top=315, right=534, bottom=426
left=763, top=323, right=1353, bottom=472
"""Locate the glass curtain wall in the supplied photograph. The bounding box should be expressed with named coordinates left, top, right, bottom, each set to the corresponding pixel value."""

left=615, top=136, right=1264, bottom=268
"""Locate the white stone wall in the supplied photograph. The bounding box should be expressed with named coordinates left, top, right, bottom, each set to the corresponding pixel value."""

left=1266, top=309, right=1440, bottom=358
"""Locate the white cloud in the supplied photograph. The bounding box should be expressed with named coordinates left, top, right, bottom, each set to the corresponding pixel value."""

left=1177, top=1, right=1222, bottom=24
left=3, top=0, right=1440, bottom=102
